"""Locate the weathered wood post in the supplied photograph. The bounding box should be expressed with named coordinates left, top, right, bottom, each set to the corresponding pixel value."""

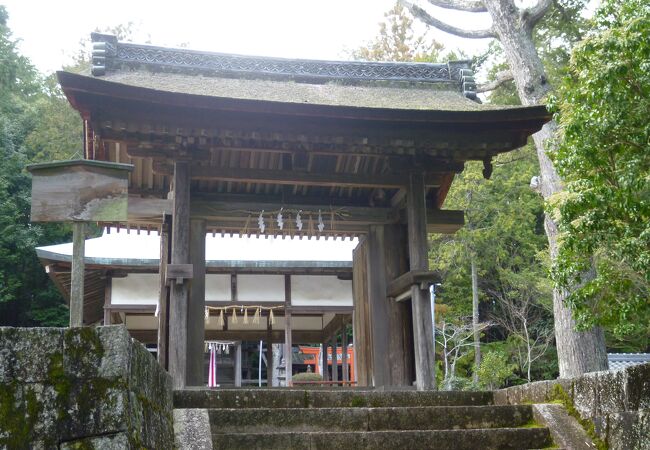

left=331, top=335, right=339, bottom=386
left=168, top=160, right=192, bottom=389
left=157, top=214, right=172, bottom=370
left=321, top=343, right=329, bottom=382
left=188, top=219, right=206, bottom=386
left=407, top=172, right=436, bottom=390
left=27, top=160, right=133, bottom=328
left=284, top=275, right=293, bottom=386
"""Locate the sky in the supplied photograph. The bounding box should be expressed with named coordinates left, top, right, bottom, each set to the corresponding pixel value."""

left=3, top=0, right=495, bottom=74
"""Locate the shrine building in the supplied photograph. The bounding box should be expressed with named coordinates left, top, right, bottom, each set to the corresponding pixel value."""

left=49, top=33, right=549, bottom=390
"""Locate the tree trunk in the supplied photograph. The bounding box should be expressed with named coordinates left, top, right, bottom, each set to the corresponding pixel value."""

left=471, top=258, right=481, bottom=382
left=484, top=0, right=608, bottom=377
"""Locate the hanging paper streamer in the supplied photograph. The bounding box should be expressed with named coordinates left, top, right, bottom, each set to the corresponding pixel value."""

left=243, top=307, right=249, bottom=324
left=218, top=309, right=224, bottom=327
left=296, top=210, right=303, bottom=231
left=253, top=307, right=261, bottom=324
left=231, top=308, right=238, bottom=324
left=277, top=208, right=284, bottom=230
left=317, top=210, right=325, bottom=232
left=258, top=210, right=265, bottom=234
left=269, top=308, right=275, bottom=325
left=205, top=307, right=210, bottom=324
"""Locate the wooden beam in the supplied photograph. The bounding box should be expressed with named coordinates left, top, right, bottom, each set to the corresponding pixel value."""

left=187, top=218, right=206, bottom=386
left=342, top=327, right=349, bottom=383
left=366, top=226, right=391, bottom=387
left=407, top=172, right=436, bottom=391
left=168, top=161, right=191, bottom=389
left=157, top=214, right=171, bottom=370
left=234, top=341, right=242, bottom=387
left=331, top=334, right=338, bottom=385
left=147, top=160, right=446, bottom=189
left=387, top=270, right=442, bottom=300
left=126, top=195, right=463, bottom=233
left=284, top=275, right=292, bottom=386
left=103, top=277, right=112, bottom=325
left=70, top=221, right=86, bottom=327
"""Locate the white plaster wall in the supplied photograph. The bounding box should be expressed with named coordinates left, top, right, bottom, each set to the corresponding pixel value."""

left=291, top=275, right=352, bottom=306
left=237, top=274, right=285, bottom=302
left=205, top=274, right=231, bottom=301
left=111, top=273, right=158, bottom=305
left=125, top=314, right=158, bottom=330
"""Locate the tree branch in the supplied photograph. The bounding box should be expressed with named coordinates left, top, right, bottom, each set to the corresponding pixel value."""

left=427, top=0, right=487, bottom=13
left=522, top=0, right=552, bottom=31
left=476, top=70, right=513, bottom=93
left=401, top=1, right=496, bottom=39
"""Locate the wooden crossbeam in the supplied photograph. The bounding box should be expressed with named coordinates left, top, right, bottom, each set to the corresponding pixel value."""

left=150, top=162, right=444, bottom=189
left=387, top=270, right=441, bottom=301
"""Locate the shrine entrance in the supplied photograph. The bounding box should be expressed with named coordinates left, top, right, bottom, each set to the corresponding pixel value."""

left=50, top=33, right=549, bottom=390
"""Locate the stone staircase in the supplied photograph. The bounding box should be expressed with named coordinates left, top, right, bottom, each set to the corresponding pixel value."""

left=173, top=389, right=556, bottom=449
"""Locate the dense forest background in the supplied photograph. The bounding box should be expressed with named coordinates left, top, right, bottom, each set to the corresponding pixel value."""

left=0, top=0, right=647, bottom=389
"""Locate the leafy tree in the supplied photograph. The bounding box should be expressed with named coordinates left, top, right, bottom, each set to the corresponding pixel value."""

left=351, top=3, right=444, bottom=62
left=0, top=5, right=78, bottom=326
left=549, top=0, right=650, bottom=345
left=475, top=350, right=516, bottom=390
left=403, top=0, right=609, bottom=377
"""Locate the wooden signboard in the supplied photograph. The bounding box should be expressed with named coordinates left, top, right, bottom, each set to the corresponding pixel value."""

left=27, top=159, right=133, bottom=327
left=27, top=160, right=133, bottom=223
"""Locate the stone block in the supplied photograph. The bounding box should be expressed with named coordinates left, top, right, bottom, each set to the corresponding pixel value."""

left=606, top=411, right=649, bottom=450
left=60, top=432, right=131, bottom=450
left=174, top=409, right=212, bottom=450
left=597, top=369, right=628, bottom=415
left=492, top=388, right=508, bottom=405
left=625, top=362, right=650, bottom=411
left=0, top=327, right=64, bottom=383
left=573, top=371, right=599, bottom=418
left=97, top=325, right=132, bottom=379
left=532, top=403, right=595, bottom=450
left=63, top=327, right=106, bottom=379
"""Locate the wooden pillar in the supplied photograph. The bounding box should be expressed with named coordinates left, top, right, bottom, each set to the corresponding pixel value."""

left=103, top=277, right=112, bottom=325
left=407, top=172, right=436, bottom=390
left=157, top=214, right=171, bottom=370
left=168, top=161, right=191, bottom=389
left=187, top=219, right=206, bottom=386
left=320, top=343, right=328, bottom=381
left=234, top=341, right=242, bottom=387
left=70, top=221, right=86, bottom=327
left=342, top=326, right=349, bottom=384
left=266, top=323, right=273, bottom=387
left=284, top=275, right=292, bottom=386
left=331, top=335, right=338, bottom=386
left=366, top=226, right=391, bottom=387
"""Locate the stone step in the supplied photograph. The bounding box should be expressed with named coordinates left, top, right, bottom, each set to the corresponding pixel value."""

left=174, top=389, right=494, bottom=409
left=208, top=405, right=534, bottom=433
left=210, top=428, right=553, bottom=450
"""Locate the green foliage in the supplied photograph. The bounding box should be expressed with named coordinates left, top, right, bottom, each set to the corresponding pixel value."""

left=549, top=0, right=650, bottom=343
left=0, top=6, right=78, bottom=326
left=292, top=372, right=323, bottom=382
left=475, top=351, right=516, bottom=390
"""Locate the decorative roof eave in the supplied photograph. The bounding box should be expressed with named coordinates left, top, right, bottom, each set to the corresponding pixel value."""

left=36, top=248, right=353, bottom=272
left=57, top=71, right=550, bottom=128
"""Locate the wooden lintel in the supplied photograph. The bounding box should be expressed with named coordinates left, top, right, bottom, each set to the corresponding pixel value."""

left=387, top=270, right=441, bottom=300
left=152, top=164, right=441, bottom=189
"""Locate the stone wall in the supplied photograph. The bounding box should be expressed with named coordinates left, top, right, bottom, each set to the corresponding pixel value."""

left=0, top=325, right=173, bottom=449
left=494, top=363, right=649, bottom=450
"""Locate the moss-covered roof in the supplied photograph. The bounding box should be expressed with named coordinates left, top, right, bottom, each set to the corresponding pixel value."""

left=91, top=71, right=508, bottom=111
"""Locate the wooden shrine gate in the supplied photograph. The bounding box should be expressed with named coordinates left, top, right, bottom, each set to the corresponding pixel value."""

left=52, top=33, right=550, bottom=390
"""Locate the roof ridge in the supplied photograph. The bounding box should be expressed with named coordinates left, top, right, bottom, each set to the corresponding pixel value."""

left=89, top=33, right=477, bottom=99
